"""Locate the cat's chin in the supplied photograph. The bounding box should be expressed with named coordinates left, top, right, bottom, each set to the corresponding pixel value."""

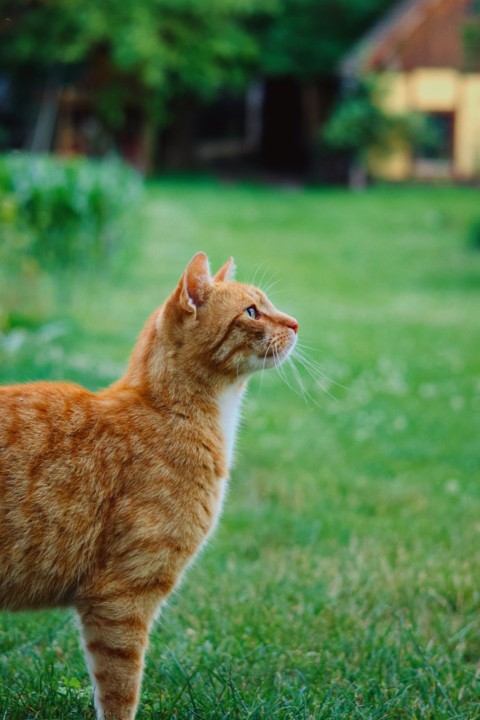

left=267, top=348, right=293, bottom=368
left=250, top=339, right=296, bottom=372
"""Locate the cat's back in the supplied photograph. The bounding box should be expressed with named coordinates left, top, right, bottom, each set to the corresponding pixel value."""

left=0, top=380, right=109, bottom=485
left=1, top=379, right=94, bottom=442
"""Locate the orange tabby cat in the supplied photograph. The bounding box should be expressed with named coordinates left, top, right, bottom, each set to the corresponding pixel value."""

left=0, top=252, right=298, bottom=720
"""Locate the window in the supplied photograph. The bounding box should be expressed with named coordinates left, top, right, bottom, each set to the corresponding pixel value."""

left=414, top=112, right=454, bottom=160
left=413, top=111, right=455, bottom=179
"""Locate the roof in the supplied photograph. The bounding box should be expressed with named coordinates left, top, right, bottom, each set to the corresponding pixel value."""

left=340, top=0, right=449, bottom=77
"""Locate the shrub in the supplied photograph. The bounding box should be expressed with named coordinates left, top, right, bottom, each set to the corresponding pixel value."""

left=0, top=153, right=143, bottom=330
left=467, top=216, right=480, bottom=251
left=0, top=152, right=143, bottom=272
left=322, top=78, right=441, bottom=187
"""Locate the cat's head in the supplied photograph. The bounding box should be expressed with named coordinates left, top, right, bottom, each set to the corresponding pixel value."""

left=161, top=252, right=298, bottom=381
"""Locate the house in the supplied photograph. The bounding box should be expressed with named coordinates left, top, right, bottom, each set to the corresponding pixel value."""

left=340, top=0, right=480, bottom=180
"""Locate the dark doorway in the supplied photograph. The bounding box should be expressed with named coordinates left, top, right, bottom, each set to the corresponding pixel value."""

left=413, top=110, right=455, bottom=179
left=414, top=111, right=455, bottom=161
left=260, top=77, right=305, bottom=173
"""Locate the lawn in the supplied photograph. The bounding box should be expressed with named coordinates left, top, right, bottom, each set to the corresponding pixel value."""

left=1, top=180, right=479, bottom=719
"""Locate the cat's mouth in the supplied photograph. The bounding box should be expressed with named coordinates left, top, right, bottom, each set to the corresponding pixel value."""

left=261, top=337, right=296, bottom=367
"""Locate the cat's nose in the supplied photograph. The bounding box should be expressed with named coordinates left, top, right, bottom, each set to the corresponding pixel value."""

left=285, top=316, right=298, bottom=334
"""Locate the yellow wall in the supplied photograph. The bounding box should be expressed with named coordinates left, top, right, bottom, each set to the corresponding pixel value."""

left=370, top=69, right=480, bottom=179
left=456, top=75, right=480, bottom=176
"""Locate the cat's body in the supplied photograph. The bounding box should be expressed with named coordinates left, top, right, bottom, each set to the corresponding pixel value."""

left=0, top=253, right=297, bottom=720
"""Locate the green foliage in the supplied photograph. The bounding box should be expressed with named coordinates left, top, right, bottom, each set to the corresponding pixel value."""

left=0, top=152, right=142, bottom=272
left=255, top=0, right=396, bottom=77
left=0, top=0, right=259, bottom=128
left=467, top=216, right=480, bottom=250
left=323, top=80, right=440, bottom=163
left=462, top=0, right=480, bottom=71
left=0, top=153, right=142, bottom=329
left=0, top=0, right=401, bottom=132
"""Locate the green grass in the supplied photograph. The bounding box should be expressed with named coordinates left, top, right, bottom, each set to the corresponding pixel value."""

left=1, top=180, right=480, bottom=719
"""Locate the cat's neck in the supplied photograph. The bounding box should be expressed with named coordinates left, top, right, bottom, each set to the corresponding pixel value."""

left=120, top=311, right=228, bottom=401
left=116, top=308, right=248, bottom=469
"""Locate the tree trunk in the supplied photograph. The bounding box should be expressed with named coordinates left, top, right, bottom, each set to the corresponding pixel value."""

left=161, top=94, right=199, bottom=170
left=29, top=69, right=61, bottom=152
left=348, top=162, right=368, bottom=191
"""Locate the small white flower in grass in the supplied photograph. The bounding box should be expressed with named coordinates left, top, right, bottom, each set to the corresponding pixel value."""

left=1, top=329, right=27, bottom=354
left=445, top=479, right=459, bottom=495
left=419, top=383, right=436, bottom=398
left=393, top=416, right=408, bottom=431
left=354, top=427, right=370, bottom=442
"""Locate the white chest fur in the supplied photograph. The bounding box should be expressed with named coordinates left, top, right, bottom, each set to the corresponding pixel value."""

left=217, top=381, right=247, bottom=470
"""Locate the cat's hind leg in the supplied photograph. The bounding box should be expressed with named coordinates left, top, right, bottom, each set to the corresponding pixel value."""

left=77, top=595, right=158, bottom=720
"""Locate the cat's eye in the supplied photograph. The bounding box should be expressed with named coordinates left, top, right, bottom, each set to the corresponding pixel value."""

left=245, top=305, right=259, bottom=319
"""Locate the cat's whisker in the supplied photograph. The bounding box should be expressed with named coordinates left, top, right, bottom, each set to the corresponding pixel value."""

left=250, top=261, right=268, bottom=288
left=291, top=349, right=338, bottom=401
left=294, top=341, right=350, bottom=391
left=286, top=355, right=318, bottom=407
left=257, top=267, right=274, bottom=295
left=260, top=275, right=280, bottom=297
left=285, top=356, right=309, bottom=403
left=273, top=341, right=340, bottom=403
left=293, top=344, right=324, bottom=366
left=261, top=283, right=279, bottom=298
left=262, top=288, right=285, bottom=300
left=293, top=354, right=329, bottom=387
left=288, top=355, right=309, bottom=395
left=296, top=340, right=321, bottom=352
left=293, top=348, right=332, bottom=380
left=257, top=339, right=274, bottom=394
left=264, top=339, right=275, bottom=370
left=293, top=346, right=349, bottom=392
left=275, top=356, right=293, bottom=394
left=272, top=346, right=307, bottom=403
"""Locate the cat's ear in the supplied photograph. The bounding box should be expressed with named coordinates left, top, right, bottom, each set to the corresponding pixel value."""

left=214, top=257, right=236, bottom=283
left=179, top=252, right=212, bottom=314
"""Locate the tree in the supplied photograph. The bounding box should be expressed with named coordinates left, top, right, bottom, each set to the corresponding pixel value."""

left=463, top=2, right=480, bottom=71
left=0, top=0, right=401, bottom=173
left=323, top=79, right=440, bottom=188
left=0, top=0, right=258, bottom=135
left=254, top=0, right=396, bottom=78
left=247, top=0, right=397, bottom=174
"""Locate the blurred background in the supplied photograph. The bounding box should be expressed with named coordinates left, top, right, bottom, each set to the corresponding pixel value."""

left=1, top=0, right=480, bottom=183
left=1, top=2, right=480, bottom=719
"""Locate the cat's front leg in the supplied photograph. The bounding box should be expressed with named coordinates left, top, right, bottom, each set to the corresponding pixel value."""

left=77, top=594, right=158, bottom=720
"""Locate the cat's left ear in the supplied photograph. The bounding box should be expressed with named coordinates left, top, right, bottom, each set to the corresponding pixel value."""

left=214, top=257, right=236, bottom=283
left=179, top=252, right=212, bottom=314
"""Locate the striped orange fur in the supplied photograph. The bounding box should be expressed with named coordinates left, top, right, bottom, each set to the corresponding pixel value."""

left=0, top=253, right=298, bottom=720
